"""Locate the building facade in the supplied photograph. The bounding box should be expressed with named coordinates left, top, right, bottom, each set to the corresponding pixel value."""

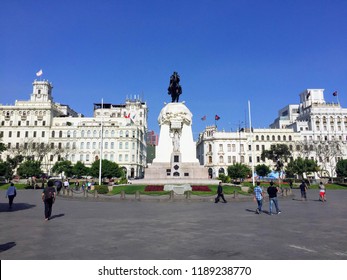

left=197, top=89, right=347, bottom=178
left=0, top=80, right=148, bottom=178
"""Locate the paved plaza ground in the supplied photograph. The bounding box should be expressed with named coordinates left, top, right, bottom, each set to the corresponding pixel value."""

left=0, top=188, right=346, bottom=260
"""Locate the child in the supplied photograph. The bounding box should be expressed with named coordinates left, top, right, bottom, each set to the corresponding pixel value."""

left=319, top=182, right=326, bottom=202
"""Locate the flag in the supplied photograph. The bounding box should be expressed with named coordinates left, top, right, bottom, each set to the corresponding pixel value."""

left=36, top=69, right=43, bottom=77
left=215, top=115, right=220, bottom=121
left=124, top=113, right=130, bottom=118
left=333, top=91, right=338, bottom=96
left=201, top=115, right=206, bottom=121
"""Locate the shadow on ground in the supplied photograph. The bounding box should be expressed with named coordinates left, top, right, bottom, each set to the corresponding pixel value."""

left=0, top=203, right=36, bottom=212
left=0, top=242, right=16, bottom=253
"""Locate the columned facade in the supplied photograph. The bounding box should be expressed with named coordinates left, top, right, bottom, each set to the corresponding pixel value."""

left=0, top=80, right=148, bottom=178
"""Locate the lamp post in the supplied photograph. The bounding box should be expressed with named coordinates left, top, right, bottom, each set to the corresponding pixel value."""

left=98, top=99, right=103, bottom=186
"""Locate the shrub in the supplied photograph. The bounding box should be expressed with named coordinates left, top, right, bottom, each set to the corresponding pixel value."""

left=95, top=185, right=109, bottom=194
left=191, top=185, right=211, bottom=192
left=145, top=185, right=164, bottom=192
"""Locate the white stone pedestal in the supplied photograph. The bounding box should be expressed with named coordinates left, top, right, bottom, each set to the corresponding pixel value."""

left=145, top=102, right=207, bottom=180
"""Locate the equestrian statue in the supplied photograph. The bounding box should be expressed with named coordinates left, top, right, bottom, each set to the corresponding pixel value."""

left=167, top=71, right=182, bottom=102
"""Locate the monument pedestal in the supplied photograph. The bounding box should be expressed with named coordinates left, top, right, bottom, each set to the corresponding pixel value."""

left=145, top=102, right=208, bottom=181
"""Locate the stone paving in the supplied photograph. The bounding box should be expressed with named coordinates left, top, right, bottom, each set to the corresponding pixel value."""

left=0, top=188, right=346, bottom=260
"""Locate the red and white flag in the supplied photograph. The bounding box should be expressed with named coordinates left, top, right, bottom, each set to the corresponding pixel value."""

left=36, top=69, right=43, bottom=77
left=124, top=113, right=130, bottom=118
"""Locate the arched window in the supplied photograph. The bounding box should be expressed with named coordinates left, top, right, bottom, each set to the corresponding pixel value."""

left=87, top=130, right=91, bottom=137
left=272, top=135, right=275, bottom=141
left=267, top=135, right=270, bottom=141
left=261, top=135, right=264, bottom=141
left=81, top=130, right=85, bottom=137
left=93, top=130, right=97, bottom=137
left=51, top=131, right=55, bottom=138
left=278, top=135, right=281, bottom=141
left=289, top=135, right=292, bottom=141
left=283, top=135, right=286, bottom=141
left=255, top=135, right=259, bottom=141
left=80, top=142, right=84, bottom=149
left=59, top=131, right=63, bottom=138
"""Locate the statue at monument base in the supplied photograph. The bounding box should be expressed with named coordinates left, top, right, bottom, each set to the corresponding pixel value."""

left=145, top=102, right=208, bottom=181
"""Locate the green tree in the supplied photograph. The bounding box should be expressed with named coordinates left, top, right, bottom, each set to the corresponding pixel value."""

left=336, top=159, right=347, bottom=178
left=255, top=164, right=271, bottom=177
left=285, top=157, right=319, bottom=180
left=0, top=161, right=13, bottom=180
left=0, top=143, right=5, bottom=154
left=17, top=160, right=42, bottom=178
left=227, top=163, right=251, bottom=182
left=90, top=159, right=124, bottom=179
left=261, top=144, right=291, bottom=185
left=51, top=160, right=73, bottom=178
left=72, top=161, right=89, bottom=178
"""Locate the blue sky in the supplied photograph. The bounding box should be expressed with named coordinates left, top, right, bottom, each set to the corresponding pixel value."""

left=1, top=0, right=346, bottom=138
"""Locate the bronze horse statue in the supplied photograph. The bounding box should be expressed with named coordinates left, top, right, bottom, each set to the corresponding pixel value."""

left=168, top=72, right=182, bottom=102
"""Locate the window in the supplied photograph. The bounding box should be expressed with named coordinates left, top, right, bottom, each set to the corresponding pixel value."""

left=219, top=156, right=224, bottom=163
left=42, top=131, right=45, bottom=137
left=105, top=142, right=108, bottom=149
left=93, top=130, right=97, bottom=137
left=283, top=135, right=286, bottom=141
left=119, top=142, right=123, bottom=149
left=125, top=154, right=128, bottom=161
left=125, top=142, right=129, bottom=149
left=86, top=154, right=90, bottom=161
left=119, top=154, right=123, bottom=162
left=87, top=130, right=91, bottom=137
left=80, top=142, right=84, bottom=149
left=50, top=143, right=54, bottom=149
left=86, top=142, right=90, bottom=149
left=272, top=135, right=275, bottom=141
left=256, top=145, right=259, bottom=151
left=17, top=131, right=20, bottom=137
left=58, top=143, right=62, bottom=149
left=278, top=135, right=281, bottom=141
left=228, top=156, right=231, bottom=163
left=33, top=131, right=37, bottom=137
left=93, top=142, right=96, bottom=149
left=267, top=135, right=270, bottom=141
left=255, top=136, right=259, bottom=141
left=227, top=144, right=231, bottom=152
left=261, top=135, right=264, bottom=141
left=59, top=131, right=63, bottom=138
left=52, top=131, right=55, bottom=138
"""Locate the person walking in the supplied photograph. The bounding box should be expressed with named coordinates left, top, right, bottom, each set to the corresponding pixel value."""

left=267, top=181, right=281, bottom=215
left=6, top=182, right=17, bottom=210
left=299, top=180, right=308, bottom=201
left=215, top=182, right=227, bottom=203
left=319, top=181, right=326, bottom=202
left=254, top=182, right=263, bottom=214
left=42, top=180, right=56, bottom=221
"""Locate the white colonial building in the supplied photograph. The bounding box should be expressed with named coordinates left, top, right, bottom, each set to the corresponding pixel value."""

left=197, top=89, right=347, bottom=178
left=0, top=80, right=148, bottom=178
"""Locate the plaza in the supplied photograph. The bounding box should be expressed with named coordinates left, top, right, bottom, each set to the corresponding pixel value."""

left=1, top=188, right=346, bottom=260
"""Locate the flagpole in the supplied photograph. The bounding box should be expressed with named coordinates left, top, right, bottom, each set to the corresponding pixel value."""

left=99, top=98, right=104, bottom=186
left=248, top=100, right=255, bottom=187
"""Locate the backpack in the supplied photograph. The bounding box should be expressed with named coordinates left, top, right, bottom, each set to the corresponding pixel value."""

left=45, top=187, right=55, bottom=200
